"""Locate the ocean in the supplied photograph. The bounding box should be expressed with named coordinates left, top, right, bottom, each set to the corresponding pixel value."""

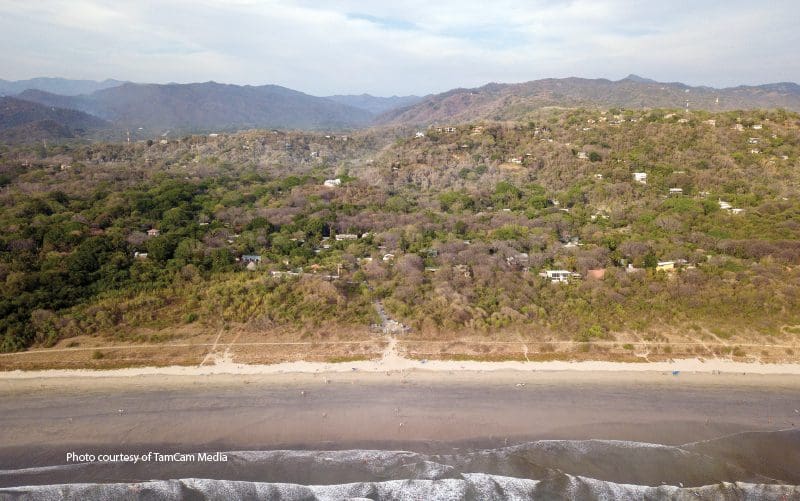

left=1, top=429, right=798, bottom=500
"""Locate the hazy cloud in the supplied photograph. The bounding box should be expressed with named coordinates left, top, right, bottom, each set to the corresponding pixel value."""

left=0, top=0, right=797, bottom=95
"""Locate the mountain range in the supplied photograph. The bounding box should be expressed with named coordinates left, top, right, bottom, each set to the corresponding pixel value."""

left=0, top=96, right=109, bottom=144
left=376, top=75, right=800, bottom=125
left=0, top=77, right=126, bottom=97
left=1, top=75, right=800, bottom=143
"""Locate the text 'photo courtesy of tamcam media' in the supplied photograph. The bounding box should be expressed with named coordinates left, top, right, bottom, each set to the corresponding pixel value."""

left=66, top=452, right=229, bottom=464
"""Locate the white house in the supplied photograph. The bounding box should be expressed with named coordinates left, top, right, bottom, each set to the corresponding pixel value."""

left=539, top=270, right=573, bottom=283
left=752, top=124, right=763, bottom=130
left=323, top=178, right=342, bottom=188
left=414, top=131, right=425, bottom=138
left=669, top=188, right=684, bottom=196
left=577, top=151, right=589, bottom=160
left=718, top=200, right=732, bottom=210
left=633, top=172, right=647, bottom=184
left=335, top=234, right=358, bottom=241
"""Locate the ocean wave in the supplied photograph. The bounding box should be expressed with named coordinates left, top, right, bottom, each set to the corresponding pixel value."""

left=1, top=430, right=798, bottom=500
left=2, top=475, right=798, bottom=501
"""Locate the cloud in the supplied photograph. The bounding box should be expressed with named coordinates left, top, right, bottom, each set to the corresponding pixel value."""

left=0, top=0, right=797, bottom=95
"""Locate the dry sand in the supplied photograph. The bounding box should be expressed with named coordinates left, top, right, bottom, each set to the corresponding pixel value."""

left=2, top=349, right=800, bottom=380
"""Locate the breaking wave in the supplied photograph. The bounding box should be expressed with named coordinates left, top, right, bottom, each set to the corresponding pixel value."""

left=1, top=429, right=798, bottom=500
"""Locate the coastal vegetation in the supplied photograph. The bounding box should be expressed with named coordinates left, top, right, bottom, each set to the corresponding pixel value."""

left=1, top=107, right=799, bottom=365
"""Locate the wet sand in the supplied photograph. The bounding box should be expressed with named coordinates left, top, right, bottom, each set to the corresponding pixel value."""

left=1, top=370, right=799, bottom=477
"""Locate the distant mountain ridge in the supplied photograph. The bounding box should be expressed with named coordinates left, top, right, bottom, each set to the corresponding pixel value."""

left=0, top=77, right=126, bottom=97
left=325, top=94, right=423, bottom=115
left=377, top=75, right=800, bottom=126
left=0, top=96, right=109, bottom=143
left=18, top=82, right=375, bottom=133
left=3, top=75, right=800, bottom=143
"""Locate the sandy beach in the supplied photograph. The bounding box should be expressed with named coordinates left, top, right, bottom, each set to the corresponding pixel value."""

left=4, top=335, right=800, bottom=380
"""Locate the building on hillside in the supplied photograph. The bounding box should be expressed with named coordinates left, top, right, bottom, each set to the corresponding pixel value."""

left=335, top=233, right=358, bottom=241
left=586, top=268, right=606, bottom=280
left=539, top=270, right=575, bottom=283
left=133, top=251, right=148, bottom=259
left=506, top=253, right=529, bottom=269
left=668, top=188, right=684, bottom=196
left=242, top=255, right=262, bottom=265
left=147, top=228, right=160, bottom=237
left=577, top=151, right=589, bottom=160
left=718, top=200, right=732, bottom=210
left=323, top=178, right=342, bottom=188
left=633, top=172, right=647, bottom=184
left=414, top=131, right=425, bottom=138
left=656, top=261, right=675, bottom=271
left=382, top=253, right=395, bottom=262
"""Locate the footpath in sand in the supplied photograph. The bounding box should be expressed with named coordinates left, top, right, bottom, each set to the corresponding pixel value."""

left=4, top=330, right=800, bottom=379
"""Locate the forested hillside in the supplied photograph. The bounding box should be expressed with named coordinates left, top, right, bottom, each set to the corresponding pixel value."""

left=378, top=76, right=800, bottom=126
left=1, top=107, right=799, bottom=365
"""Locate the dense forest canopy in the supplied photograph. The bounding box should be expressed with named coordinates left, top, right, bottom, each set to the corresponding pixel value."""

left=1, top=107, right=799, bottom=357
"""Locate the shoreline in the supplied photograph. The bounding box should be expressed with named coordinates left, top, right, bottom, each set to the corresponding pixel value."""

left=3, top=356, right=800, bottom=380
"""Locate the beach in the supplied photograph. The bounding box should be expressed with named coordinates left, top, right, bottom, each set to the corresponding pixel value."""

left=2, top=364, right=800, bottom=497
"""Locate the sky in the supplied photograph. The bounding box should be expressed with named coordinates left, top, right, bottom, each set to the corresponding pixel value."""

left=0, top=0, right=798, bottom=96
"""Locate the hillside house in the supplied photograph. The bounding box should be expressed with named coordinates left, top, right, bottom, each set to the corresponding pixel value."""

left=733, top=124, right=745, bottom=132
left=454, top=264, right=471, bottom=278
left=753, top=124, right=763, bottom=130
left=656, top=261, right=675, bottom=271
left=718, top=200, right=732, bottom=210
left=577, top=151, right=589, bottom=160
left=335, top=233, right=358, bottom=241
left=242, top=255, right=262, bottom=265
left=633, top=172, right=647, bottom=184
left=506, top=253, right=529, bottom=269
left=703, top=119, right=716, bottom=127
left=540, top=270, right=576, bottom=283
left=133, top=252, right=148, bottom=259
left=444, top=127, right=456, bottom=134
left=382, top=253, right=395, bottom=262
left=668, top=188, right=683, bottom=196
left=323, top=178, right=342, bottom=188
left=586, top=268, right=606, bottom=280
left=415, top=131, right=425, bottom=138
left=147, top=228, right=160, bottom=237
left=626, top=264, right=644, bottom=274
